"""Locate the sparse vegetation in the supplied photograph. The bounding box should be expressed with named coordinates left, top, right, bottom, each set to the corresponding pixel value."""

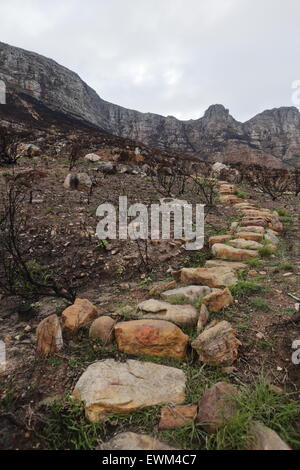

left=251, top=297, right=274, bottom=311
left=230, top=280, right=266, bottom=298
left=258, top=246, right=275, bottom=258
left=245, top=257, right=263, bottom=268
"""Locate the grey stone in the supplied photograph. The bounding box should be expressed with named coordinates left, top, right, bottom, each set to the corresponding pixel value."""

left=161, top=285, right=212, bottom=304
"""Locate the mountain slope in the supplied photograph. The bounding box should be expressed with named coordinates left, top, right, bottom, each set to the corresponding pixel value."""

left=1, top=41, right=300, bottom=167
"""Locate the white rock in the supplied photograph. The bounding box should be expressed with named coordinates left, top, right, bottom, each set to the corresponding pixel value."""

left=84, top=153, right=100, bottom=162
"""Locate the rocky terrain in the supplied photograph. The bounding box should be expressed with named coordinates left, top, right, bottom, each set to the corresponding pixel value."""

left=0, top=140, right=299, bottom=449
left=1, top=41, right=300, bottom=168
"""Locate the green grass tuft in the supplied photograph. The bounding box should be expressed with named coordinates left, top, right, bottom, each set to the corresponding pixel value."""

left=245, top=257, right=263, bottom=268
left=258, top=246, right=275, bottom=258
left=229, top=280, right=266, bottom=298
left=251, top=297, right=274, bottom=312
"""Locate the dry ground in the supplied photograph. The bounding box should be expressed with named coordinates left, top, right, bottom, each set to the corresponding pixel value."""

left=0, top=155, right=299, bottom=449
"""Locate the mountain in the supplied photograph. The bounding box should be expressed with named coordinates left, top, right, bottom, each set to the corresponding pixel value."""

left=1, top=41, right=300, bottom=167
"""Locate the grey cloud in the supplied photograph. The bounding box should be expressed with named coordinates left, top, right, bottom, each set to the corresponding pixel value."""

left=0, top=0, right=299, bottom=122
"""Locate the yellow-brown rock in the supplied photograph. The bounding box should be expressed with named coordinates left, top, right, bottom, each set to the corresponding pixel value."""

left=219, top=194, right=243, bottom=205
left=219, top=184, right=237, bottom=194
left=205, top=259, right=247, bottom=271
left=36, top=314, right=63, bottom=355
left=269, top=221, right=283, bottom=232
left=62, top=298, right=98, bottom=334
left=236, top=232, right=263, bottom=242
left=228, top=239, right=263, bottom=250
left=202, top=288, right=234, bottom=313
left=209, top=234, right=232, bottom=248
left=241, top=218, right=268, bottom=228
left=236, top=226, right=265, bottom=234
left=180, top=266, right=238, bottom=288
left=148, top=280, right=177, bottom=296
left=114, top=319, right=188, bottom=359
left=211, top=243, right=258, bottom=261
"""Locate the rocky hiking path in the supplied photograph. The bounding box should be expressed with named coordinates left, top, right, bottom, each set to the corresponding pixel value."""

left=33, top=180, right=296, bottom=451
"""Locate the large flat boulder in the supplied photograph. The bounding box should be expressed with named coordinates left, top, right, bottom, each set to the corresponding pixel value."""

left=137, top=299, right=198, bottom=326
left=180, top=266, right=238, bottom=288
left=114, top=319, right=188, bottom=359
left=73, top=359, right=186, bottom=422
left=211, top=243, right=258, bottom=261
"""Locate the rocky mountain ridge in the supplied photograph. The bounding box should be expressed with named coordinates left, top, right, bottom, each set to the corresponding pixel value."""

left=1, top=41, right=300, bottom=167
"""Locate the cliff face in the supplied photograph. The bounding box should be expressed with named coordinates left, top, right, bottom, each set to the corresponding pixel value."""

left=1, top=41, right=300, bottom=167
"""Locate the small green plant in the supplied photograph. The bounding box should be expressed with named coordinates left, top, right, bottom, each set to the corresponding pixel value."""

left=0, top=389, right=16, bottom=409
left=251, top=297, right=274, bottom=312
left=186, top=250, right=211, bottom=268
left=96, top=240, right=109, bottom=250
left=116, top=267, right=125, bottom=275
left=48, top=358, right=62, bottom=367
left=235, top=189, right=246, bottom=199
left=245, top=257, right=262, bottom=268
left=139, top=276, right=153, bottom=286
left=276, top=209, right=289, bottom=217
left=276, top=263, right=295, bottom=272
left=26, top=260, right=50, bottom=285
left=44, top=207, right=54, bottom=215
left=281, top=215, right=297, bottom=223
left=258, top=246, right=274, bottom=258
left=230, top=280, right=266, bottom=298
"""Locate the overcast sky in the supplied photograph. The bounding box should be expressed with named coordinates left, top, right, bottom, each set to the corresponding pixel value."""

left=0, top=0, right=299, bottom=122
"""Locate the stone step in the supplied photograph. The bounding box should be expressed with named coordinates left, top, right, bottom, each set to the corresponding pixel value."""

left=211, top=243, right=258, bottom=261
left=73, top=359, right=186, bottom=422
left=160, top=285, right=213, bottom=304
left=114, top=319, right=189, bottom=359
